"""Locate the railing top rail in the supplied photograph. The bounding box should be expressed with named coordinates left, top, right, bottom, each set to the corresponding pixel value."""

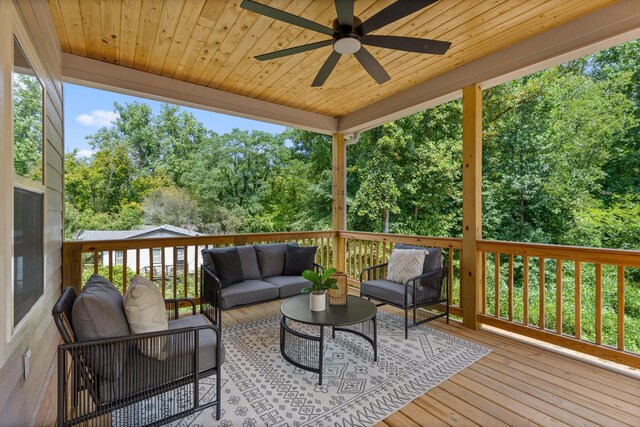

left=478, top=239, right=640, bottom=267
left=338, top=231, right=463, bottom=249
left=67, top=230, right=338, bottom=252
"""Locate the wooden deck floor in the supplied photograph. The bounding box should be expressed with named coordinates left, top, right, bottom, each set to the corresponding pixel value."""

left=36, top=298, right=640, bottom=426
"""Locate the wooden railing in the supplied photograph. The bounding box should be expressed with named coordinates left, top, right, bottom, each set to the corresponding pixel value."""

left=62, top=231, right=640, bottom=368
left=339, top=231, right=464, bottom=317
left=62, top=231, right=336, bottom=300
left=477, top=239, right=640, bottom=369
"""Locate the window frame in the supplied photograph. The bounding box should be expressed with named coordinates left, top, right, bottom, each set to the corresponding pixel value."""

left=6, top=27, right=47, bottom=339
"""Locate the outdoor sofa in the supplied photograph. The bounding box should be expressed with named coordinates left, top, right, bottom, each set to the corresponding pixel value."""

left=200, top=242, right=321, bottom=329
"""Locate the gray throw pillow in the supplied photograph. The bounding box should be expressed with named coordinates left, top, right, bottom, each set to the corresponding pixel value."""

left=283, top=244, right=317, bottom=276
left=206, top=247, right=244, bottom=288
left=72, top=274, right=130, bottom=380
left=236, top=245, right=261, bottom=280
left=254, top=242, right=297, bottom=278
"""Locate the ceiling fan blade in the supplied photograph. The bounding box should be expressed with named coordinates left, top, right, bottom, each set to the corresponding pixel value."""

left=255, top=40, right=332, bottom=61
left=357, top=0, right=437, bottom=34
left=312, top=51, right=342, bottom=87
left=241, top=0, right=334, bottom=36
left=362, top=35, right=451, bottom=55
left=335, top=0, right=354, bottom=27
left=354, top=47, right=390, bottom=84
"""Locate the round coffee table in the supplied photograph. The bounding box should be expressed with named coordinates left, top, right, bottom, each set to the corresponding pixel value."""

left=280, top=294, right=377, bottom=385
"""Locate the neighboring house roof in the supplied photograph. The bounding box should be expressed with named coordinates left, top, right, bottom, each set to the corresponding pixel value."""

left=74, top=224, right=202, bottom=241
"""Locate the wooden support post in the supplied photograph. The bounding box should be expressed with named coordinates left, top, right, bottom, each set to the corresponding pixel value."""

left=461, top=84, right=482, bottom=329
left=62, top=242, right=83, bottom=294
left=332, top=132, right=346, bottom=272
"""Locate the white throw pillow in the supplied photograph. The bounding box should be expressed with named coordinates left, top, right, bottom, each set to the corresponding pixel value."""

left=123, top=275, right=169, bottom=360
left=386, top=249, right=428, bottom=285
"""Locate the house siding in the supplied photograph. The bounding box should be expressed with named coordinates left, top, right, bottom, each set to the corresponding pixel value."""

left=0, top=0, right=63, bottom=424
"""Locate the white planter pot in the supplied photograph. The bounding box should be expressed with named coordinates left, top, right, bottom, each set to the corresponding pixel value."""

left=310, top=292, right=326, bottom=311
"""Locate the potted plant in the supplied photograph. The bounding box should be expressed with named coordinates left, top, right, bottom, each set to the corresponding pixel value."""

left=301, top=268, right=338, bottom=311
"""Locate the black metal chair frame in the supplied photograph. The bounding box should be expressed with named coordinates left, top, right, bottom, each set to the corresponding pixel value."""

left=200, top=263, right=324, bottom=331
left=359, top=263, right=449, bottom=339
left=53, top=287, right=222, bottom=426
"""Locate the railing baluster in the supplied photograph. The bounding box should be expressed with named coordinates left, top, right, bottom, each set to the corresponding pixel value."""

left=481, top=250, right=487, bottom=314
left=161, top=247, right=166, bottom=299
left=93, top=250, right=99, bottom=274
left=617, top=265, right=625, bottom=351
left=556, top=259, right=563, bottom=334
left=508, top=254, right=514, bottom=321
left=149, top=248, right=154, bottom=281
left=523, top=256, right=529, bottom=326
left=369, top=240, right=374, bottom=273
left=195, top=245, right=199, bottom=298
left=358, top=240, right=363, bottom=279
left=539, top=257, right=545, bottom=330
left=122, top=250, right=128, bottom=294
left=494, top=253, right=500, bottom=318
left=459, top=249, right=463, bottom=308
left=449, top=249, right=455, bottom=308
left=173, top=247, right=178, bottom=300
left=595, top=263, right=603, bottom=345
left=136, top=249, right=140, bottom=275
left=184, top=246, right=189, bottom=298
left=108, top=250, right=113, bottom=282
left=575, top=261, right=581, bottom=340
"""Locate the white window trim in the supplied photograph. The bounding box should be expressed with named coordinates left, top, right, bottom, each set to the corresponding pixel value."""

left=2, top=5, right=49, bottom=350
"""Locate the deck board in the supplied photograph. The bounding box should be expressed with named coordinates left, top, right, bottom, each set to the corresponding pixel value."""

left=37, top=297, right=640, bottom=426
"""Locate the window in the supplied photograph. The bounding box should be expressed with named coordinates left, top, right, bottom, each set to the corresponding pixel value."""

left=115, top=251, right=124, bottom=265
left=152, top=248, right=162, bottom=265
left=12, top=37, right=44, bottom=327
left=176, top=247, right=185, bottom=269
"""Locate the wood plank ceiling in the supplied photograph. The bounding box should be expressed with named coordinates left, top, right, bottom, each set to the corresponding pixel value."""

left=48, top=0, right=619, bottom=117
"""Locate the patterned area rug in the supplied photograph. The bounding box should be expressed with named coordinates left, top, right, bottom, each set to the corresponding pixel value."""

left=163, top=312, right=490, bottom=427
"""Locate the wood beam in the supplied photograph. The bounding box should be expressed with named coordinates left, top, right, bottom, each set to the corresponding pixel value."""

left=61, top=53, right=338, bottom=135
left=338, top=0, right=640, bottom=134
left=461, top=84, right=482, bottom=329
left=332, top=132, right=346, bottom=272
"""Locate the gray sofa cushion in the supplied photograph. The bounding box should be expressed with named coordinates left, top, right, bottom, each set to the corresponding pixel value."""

left=220, top=280, right=278, bottom=309
left=72, top=274, right=130, bottom=380
left=283, top=244, right=317, bottom=276
left=263, top=275, right=312, bottom=298
left=254, top=243, right=297, bottom=278
left=99, top=314, right=224, bottom=402
left=237, top=245, right=261, bottom=280
left=205, top=247, right=244, bottom=288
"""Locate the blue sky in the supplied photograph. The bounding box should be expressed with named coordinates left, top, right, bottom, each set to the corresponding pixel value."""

left=64, top=83, right=286, bottom=157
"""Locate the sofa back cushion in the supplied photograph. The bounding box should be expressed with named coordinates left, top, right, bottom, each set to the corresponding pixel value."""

left=123, top=275, right=168, bottom=360
left=72, top=274, right=130, bottom=380
left=283, top=244, right=317, bottom=276
left=203, top=247, right=244, bottom=287
left=236, top=245, right=261, bottom=280
left=254, top=242, right=297, bottom=278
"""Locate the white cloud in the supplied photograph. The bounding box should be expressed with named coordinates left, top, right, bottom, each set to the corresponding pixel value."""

left=75, top=109, right=119, bottom=127
left=76, top=149, right=95, bottom=159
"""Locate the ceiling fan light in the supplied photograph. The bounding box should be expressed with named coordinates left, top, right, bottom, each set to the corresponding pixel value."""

left=333, top=36, right=361, bottom=55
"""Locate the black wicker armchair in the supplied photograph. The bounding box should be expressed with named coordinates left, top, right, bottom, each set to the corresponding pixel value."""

left=359, top=246, right=449, bottom=339
left=53, top=287, right=222, bottom=426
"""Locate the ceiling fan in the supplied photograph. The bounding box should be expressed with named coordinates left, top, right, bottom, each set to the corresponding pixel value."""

left=240, top=0, right=452, bottom=87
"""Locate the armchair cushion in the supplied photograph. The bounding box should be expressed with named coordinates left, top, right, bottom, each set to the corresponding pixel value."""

left=386, top=249, right=428, bottom=285
left=283, top=244, right=317, bottom=276
left=219, top=280, right=278, bottom=309
left=123, top=275, right=168, bottom=360
left=237, top=245, right=261, bottom=280
left=204, top=247, right=244, bottom=288
left=72, top=274, right=130, bottom=380
left=395, top=244, right=443, bottom=290
left=99, top=314, right=224, bottom=403
left=361, top=279, right=441, bottom=307
left=254, top=243, right=297, bottom=278
left=264, top=275, right=312, bottom=298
